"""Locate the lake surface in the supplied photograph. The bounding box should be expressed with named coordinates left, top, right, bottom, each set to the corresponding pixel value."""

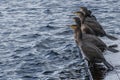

left=0, top=0, right=120, bottom=80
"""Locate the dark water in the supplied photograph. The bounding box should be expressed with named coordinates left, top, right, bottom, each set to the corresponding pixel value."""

left=0, top=0, right=120, bottom=80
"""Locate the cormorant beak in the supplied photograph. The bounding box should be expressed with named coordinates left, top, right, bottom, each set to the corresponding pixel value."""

left=73, top=12, right=80, bottom=15
left=70, top=25, right=77, bottom=30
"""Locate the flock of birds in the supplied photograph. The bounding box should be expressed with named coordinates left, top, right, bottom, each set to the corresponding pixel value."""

left=69, top=7, right=119, bottom=71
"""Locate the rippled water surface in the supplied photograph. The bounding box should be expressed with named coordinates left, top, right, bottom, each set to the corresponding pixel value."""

left=0, top=0, right=120, bottom=80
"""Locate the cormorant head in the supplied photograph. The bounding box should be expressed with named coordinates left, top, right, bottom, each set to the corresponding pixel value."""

left=74, top=11, right=84, bottom=18
left=80, top=7, right=88, bottom=12
left=73, top=17, right=81, bottom=25
left=80, top=7, right=88, bottom=14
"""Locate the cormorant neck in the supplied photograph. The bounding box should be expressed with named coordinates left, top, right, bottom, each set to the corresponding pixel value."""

left=83, top=10, right=88, bottom=17
left=80, top=16, right=85, bottom=24
left=75, top=27, right=82, bottom=43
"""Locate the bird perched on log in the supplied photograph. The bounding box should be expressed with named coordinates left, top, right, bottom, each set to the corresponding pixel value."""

left=70, top=22, right=114, bottom=71
left=69, top=24, right=119, bottom=53
left=74, top=12, right=117, bottom=40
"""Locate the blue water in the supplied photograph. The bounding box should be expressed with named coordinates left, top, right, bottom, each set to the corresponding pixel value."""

left=0, top=0, right=120, bottom=80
